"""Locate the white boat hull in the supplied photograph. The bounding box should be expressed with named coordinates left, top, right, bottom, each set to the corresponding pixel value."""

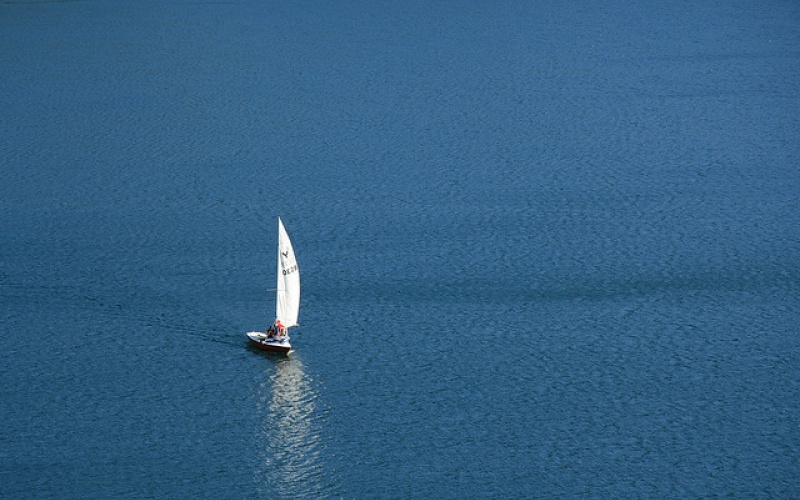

left=247, top=331, right=292, bottom=354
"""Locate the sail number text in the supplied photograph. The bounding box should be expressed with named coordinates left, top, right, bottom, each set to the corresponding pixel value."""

left=282, top=264, right=298, bottom=276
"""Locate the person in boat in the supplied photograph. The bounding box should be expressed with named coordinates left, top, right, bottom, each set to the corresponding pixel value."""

left=266, top=324, right=277, bottom=338
left=274, top=319, right=285, bottom=338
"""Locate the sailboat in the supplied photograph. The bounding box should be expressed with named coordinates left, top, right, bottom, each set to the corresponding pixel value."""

left=247, top=217, right=300, bottom=354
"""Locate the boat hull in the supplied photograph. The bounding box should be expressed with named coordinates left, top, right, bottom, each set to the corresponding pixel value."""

left=246, top=332, right=292, bottom=354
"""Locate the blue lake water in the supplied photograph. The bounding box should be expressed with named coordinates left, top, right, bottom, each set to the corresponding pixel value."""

left=1, top=0, right=798, bottom=497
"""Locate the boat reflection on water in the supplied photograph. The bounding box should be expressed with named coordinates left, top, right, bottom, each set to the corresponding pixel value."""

left=255, top=355, right=325, bottom=498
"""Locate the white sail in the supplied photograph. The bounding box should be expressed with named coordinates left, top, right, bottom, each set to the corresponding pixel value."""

left=275, top=217, right=300, bottom=328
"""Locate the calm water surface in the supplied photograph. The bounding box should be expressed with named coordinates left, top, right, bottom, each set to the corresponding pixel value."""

left=1, top=0, right=798, bottom=497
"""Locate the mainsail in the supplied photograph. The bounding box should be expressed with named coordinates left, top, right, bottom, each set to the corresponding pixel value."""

left=275, top=217, right=300, bottom=328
